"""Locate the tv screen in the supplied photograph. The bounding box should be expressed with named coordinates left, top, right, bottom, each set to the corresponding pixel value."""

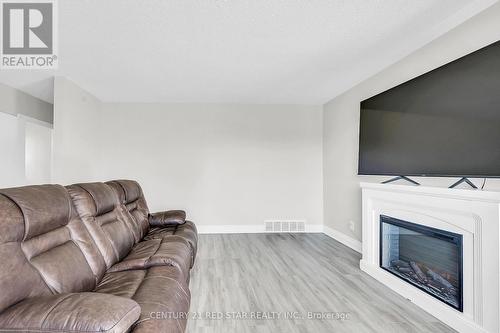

left=358, top=41, right=500, bottom=178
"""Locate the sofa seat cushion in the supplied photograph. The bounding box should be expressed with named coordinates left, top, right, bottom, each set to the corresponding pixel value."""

left=144, top=221, right=198, bottom=267
left=0, top=293, right=140, bottom=333
left=95, top=266, right=190, bottom=333
left=107, top=236, right=191, bottom=276
left=144, top=225, right=175, bottom=238
left=93, top=270, right=147, bottom=299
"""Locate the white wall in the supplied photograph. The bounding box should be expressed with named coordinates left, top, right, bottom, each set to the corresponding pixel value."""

left=323, top=3, right=500, bottom=243
left=51, top=81, right=324, bottom=228
left=25, top=120, right=53, bottom=184
left=0, top=82, right=53, bottom=123
left=52, top=77, right=103, bottom=184
left=0, top=112, right=25, bottom=188
left=49, top=3, right=500, bottom=235
left=0, top=84, right=53, bottom=188
left=98, top=103, right=324, bottom=229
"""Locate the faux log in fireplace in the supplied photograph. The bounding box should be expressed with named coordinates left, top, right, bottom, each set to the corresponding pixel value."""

left=379, top=215, right=463, bottom=311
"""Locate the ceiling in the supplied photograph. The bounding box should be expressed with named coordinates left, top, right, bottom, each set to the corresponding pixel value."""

left=0, top=0, right=496, bottom=105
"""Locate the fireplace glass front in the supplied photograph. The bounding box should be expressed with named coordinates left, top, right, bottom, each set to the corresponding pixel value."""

left=379, top=215, right=463, bottom=311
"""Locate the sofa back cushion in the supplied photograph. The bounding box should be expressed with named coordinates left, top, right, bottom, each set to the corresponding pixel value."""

left=67, top=183, right=136, bottom=270
left=0, top=185, right=97, bottom=312
left=106, top=180, right=150, bottom=242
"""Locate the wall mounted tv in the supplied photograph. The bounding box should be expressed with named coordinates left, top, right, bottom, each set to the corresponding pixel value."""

left=358, top=41, right=500, bottom=178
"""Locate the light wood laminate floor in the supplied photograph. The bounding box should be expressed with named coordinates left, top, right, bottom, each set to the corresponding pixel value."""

left=187, top=233, right=456, bottom=333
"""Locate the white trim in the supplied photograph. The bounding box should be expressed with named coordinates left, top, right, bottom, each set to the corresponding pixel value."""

left=360, top=182, right=500, bottom=333
left=197, top=224, right=323, bottom=234
left=18, top=114, right=53, bottom=129
left=197, top=224, right=362, bottom=254
left=305, top=224, right=323, bottom=233
left=360, top=260, right=488, bottom=333
left=323, top=226, right=362, bottom=253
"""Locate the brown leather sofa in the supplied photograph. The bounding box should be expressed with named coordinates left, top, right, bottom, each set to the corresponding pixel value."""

left=0, top=180, right=197, bottom=333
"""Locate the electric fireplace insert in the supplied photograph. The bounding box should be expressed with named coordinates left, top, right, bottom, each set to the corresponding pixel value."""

left=379, top=215, right=463, bottom=311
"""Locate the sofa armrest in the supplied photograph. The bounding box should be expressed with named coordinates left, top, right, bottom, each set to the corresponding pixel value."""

left=149, top=210, right=186, bottom=227
left=0, top=293, right=140, bottom=333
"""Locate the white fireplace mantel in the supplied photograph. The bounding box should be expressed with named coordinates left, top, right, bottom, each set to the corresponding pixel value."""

left=360, top=182, right=500, bottom=333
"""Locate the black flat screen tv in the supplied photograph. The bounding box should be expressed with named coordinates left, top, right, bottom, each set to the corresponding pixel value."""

left=358, top=41, right=500, bottom=178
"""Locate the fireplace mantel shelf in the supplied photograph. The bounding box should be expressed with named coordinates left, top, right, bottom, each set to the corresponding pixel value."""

left=360, top=181, right=500, bottom=203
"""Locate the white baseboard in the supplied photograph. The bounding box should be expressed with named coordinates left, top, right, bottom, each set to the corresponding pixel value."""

left=197, top=224, right=323, bottom=234
left=197, top=224, right=362, bottom=253
left=323, top=226, right=362, bottom=253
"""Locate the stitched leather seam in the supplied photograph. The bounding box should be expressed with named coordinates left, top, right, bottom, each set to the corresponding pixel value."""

left=67, top=239, right=98, bottom=289
left=129, top=270, right=148, bottom=300
left=40, top=293, right=75, bottom=327
left=98, top=220, right=120, bottom=266
left=150, top=240, right=163, bottom=257
left=0, top=303, right=140, bottom=333
left=132, top=317, right=151, bottom=326
left=101, top=303, right=140, bottom=333
left=132, top=301, right=184, bottom=330
left=76, top=185, right=100, bottom=218
left=78, top=184, right=122, bottom=263
left=117, top=208, right=140, bottom=245
left=65, top=191, right=72, bottom=236
left=115, top=181, right=133, bottom=205
left=27, top=238, right=72, bottom=260
left=142, top=275, right=190, bottom=298
left=0, top=193, right=29, bottom=241
left=137, top=300, right=181, bottom=308
left=20, top=259, right=55, bottom=295
left=99, top=216, right=119, bottom=227
left=0, top=187, right=69, bottom=242
left=17, top=229, right=68, bottom=295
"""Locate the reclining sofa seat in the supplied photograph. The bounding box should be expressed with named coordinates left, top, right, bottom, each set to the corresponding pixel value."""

left=0, top=185, right=140, bottom=332
left=0, top=183, right=196, bottom=333
left=67, top=181, right=193, bottom=333
left=106, top=180, right=198, bottom=266
left=66, top=182, right=192, bottom=278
